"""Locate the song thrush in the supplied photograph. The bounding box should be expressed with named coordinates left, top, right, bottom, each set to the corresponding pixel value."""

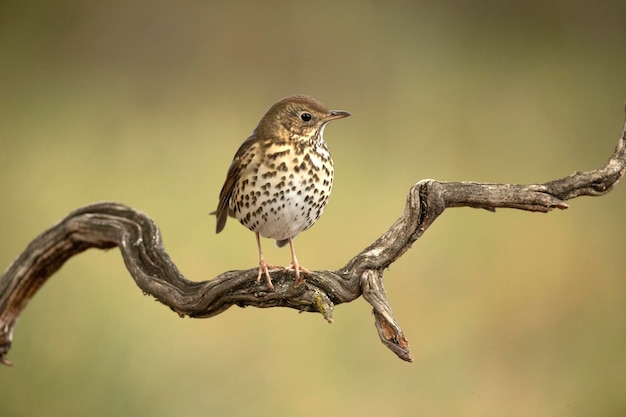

left=212, top=95, right=350, bottom=290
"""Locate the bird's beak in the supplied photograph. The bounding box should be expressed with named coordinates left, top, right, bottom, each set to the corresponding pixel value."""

left=327, top=110, right=351, bottom=120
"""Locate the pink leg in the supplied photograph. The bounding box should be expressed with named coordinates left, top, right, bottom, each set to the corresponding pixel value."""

left=286, top=237, right=311, bottom=287
left=255, top=232, right=275, bottom=291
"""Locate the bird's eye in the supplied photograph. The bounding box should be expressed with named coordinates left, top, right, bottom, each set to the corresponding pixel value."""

left=300, top=112, right=312, bottom=122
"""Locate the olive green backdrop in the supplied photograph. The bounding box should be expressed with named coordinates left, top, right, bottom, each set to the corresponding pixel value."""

left=1, top=1, right=626, bottom=416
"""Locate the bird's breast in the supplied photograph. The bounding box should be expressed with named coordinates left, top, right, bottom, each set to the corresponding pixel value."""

left=230, top=143, right=334, bottom=240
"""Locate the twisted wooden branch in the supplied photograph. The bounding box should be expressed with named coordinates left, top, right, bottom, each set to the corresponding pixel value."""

left=1, top=108, right=625, bottom=365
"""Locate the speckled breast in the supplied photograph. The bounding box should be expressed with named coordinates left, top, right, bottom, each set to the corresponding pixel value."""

left=231, top=141, right=334, bottom=241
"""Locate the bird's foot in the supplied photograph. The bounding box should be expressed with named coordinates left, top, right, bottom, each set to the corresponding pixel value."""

left=256, top=259, right=283, bottom=291
left=286, top=262, right=312, bottom=287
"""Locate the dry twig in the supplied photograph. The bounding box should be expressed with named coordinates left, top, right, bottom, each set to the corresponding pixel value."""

left=1, top=108, right=625, bottom=365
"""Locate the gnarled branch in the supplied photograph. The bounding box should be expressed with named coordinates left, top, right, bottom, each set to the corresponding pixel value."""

left=1, top=108, right=625, bottom=365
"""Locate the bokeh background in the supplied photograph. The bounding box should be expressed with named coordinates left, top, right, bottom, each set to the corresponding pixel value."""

left=2, top=1, right=626, bottom=416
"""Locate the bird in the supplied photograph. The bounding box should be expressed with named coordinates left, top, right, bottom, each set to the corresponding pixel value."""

left=212, top=95, right=350, bottom=290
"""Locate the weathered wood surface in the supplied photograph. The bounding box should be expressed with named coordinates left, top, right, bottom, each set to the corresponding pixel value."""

left=1, top=109, right=624, bottom=365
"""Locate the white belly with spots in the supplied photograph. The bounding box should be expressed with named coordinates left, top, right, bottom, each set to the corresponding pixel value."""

left=231, top=144, right=333, bottom=241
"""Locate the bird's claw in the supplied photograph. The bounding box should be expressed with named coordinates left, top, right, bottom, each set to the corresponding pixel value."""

left=256, top=260, right=283, bottom=291
left=286, top=262, right=312, bottom=287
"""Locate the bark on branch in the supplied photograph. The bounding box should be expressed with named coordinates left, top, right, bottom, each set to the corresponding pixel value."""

left=1, top=108, right=625, bottom=365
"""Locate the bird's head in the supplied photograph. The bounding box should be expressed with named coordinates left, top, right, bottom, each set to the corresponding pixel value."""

left=255, top=95, right=350, bottom=144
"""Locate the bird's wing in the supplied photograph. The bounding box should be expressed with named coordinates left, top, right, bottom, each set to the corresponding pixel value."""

left=212, top=134, right=258, bottom=234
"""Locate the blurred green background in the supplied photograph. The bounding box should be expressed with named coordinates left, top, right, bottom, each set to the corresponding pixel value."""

left=1, top=1, right=626, bottom=416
